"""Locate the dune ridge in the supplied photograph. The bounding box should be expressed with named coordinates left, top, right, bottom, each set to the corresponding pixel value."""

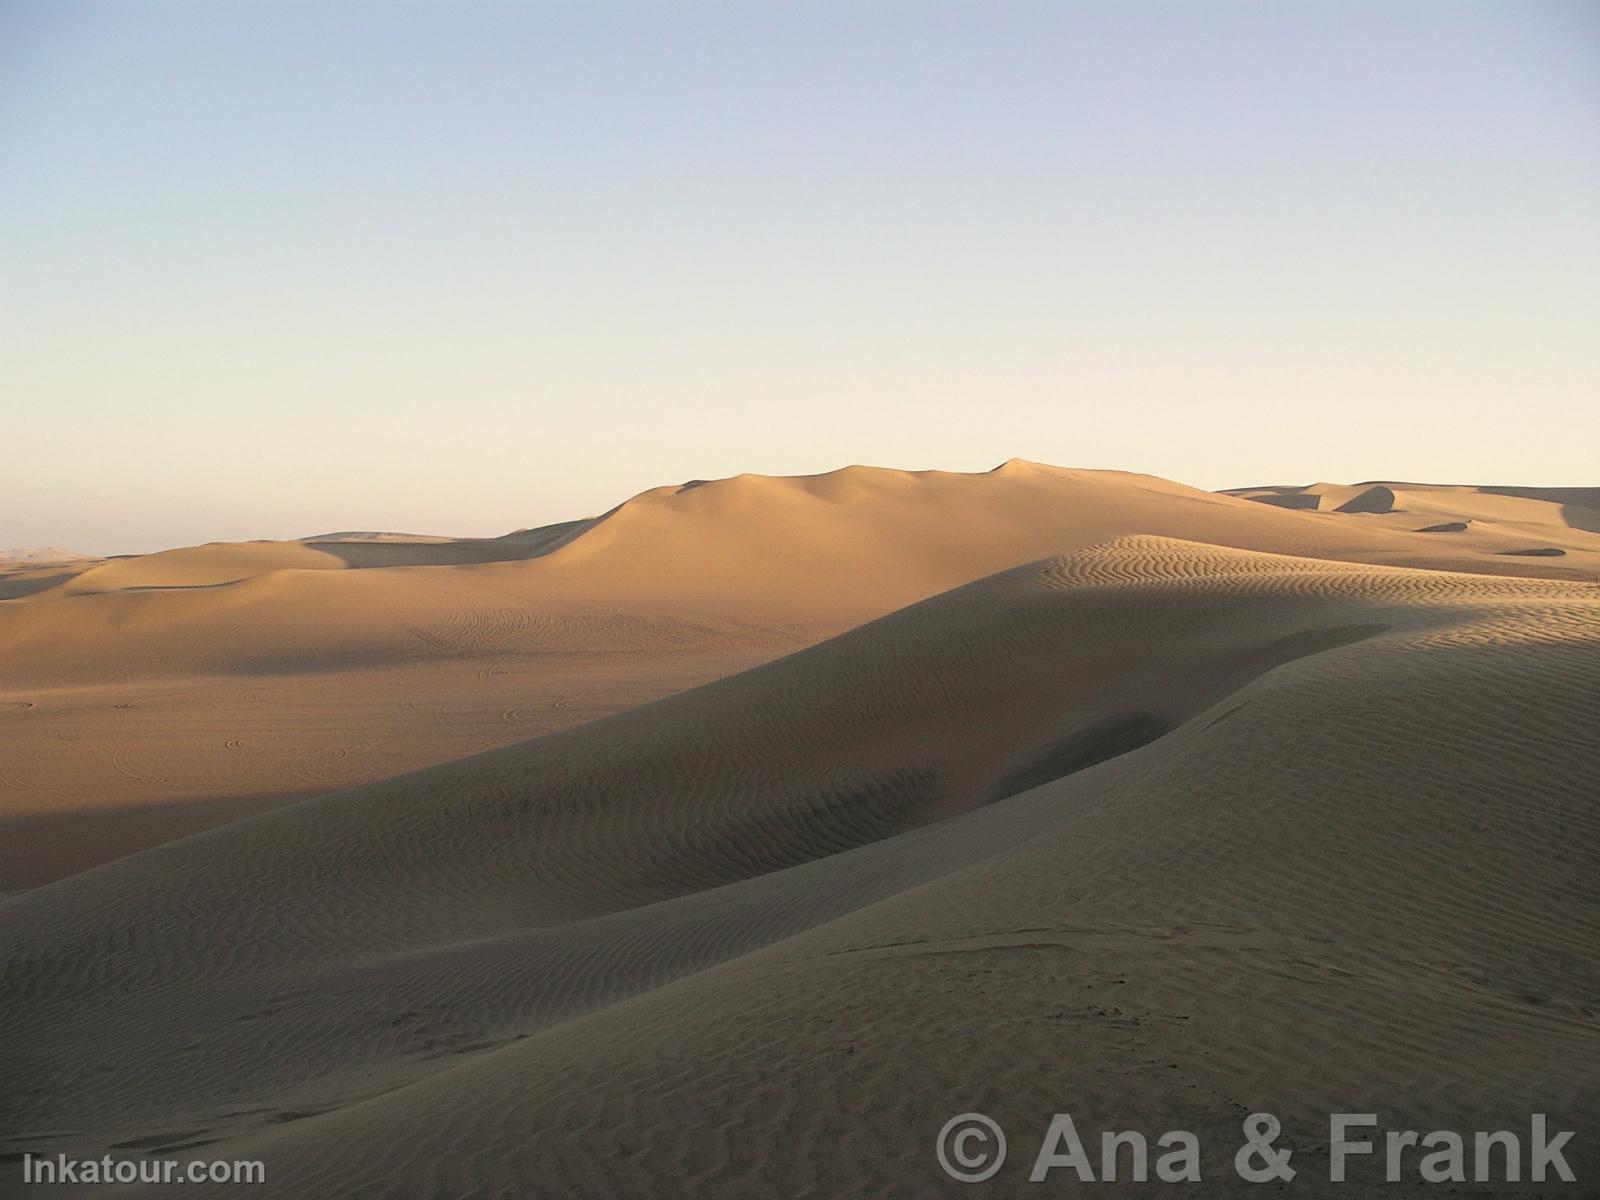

left=10, top=463, right=1597, bottom=682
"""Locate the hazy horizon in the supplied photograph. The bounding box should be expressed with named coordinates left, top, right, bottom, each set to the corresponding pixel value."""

left=5, top=1, right=1597, bottom=556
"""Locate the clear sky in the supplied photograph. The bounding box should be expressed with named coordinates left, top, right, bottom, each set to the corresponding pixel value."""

left=3, top=1, right=1596, bottom=555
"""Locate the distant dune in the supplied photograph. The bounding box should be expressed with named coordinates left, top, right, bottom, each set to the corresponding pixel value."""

left=0, top=545, right=91, bottom=563
left=1226, top=479, right=1600, bottom=552
left=2, top=521, right=1596, bottom=1196
left=299, top=530, right=457, bottom=543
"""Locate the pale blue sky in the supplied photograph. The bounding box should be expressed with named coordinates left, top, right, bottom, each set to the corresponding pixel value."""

left=3, top=1, right=1596, bottom=555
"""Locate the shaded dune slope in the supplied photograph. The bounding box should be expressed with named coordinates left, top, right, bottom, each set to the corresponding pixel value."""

left=3, top=537, right=1598, bottom=1196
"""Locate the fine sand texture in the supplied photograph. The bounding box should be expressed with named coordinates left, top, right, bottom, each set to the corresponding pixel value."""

left=2, top=503, right=1598, bottom=1195
left=4, top=462, right=1598, bottom=888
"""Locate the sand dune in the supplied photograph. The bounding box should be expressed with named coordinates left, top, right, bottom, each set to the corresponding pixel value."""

left=12, top=463, right=1597, bottom=681
left=2, top=463, right=1597, bottom=892
left=2, top=533, right=1596, bottom=1197
left=1228, top=479, right=1600, bottom=562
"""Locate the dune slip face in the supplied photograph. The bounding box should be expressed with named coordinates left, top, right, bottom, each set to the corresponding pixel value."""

left=3, top=529, right=1598, bottom=1198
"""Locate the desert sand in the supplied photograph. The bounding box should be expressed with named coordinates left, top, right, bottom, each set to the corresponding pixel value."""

left=3, top=463, right=1596, bottom=891
left=2, top=462, right=1597, bottom=1196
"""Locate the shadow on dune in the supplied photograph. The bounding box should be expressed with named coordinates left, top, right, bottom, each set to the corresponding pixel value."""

left=0, top=572, right=79, bottom=600
left=989, top=623, right=1389, bottom=805
left=1244, top=492, right=1320, bottom=510
left=989, top=713, right=1173, bottom=800
left=1335, top=485, right=1396, bottom=514
left=1560, top=503, right=1600, bottom=535
left=1474, top=486, right=1600, bottom=535
left=303, top=516, right=607, bottom=568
